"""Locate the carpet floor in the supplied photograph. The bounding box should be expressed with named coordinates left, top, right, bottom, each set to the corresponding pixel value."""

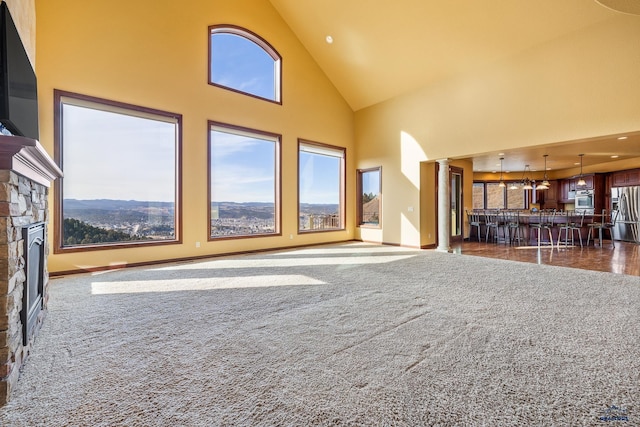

left=1, top=242, right=639, bottom=426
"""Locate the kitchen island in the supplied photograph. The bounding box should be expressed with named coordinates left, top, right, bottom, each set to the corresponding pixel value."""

left=469, top=211, right=605, bottom=246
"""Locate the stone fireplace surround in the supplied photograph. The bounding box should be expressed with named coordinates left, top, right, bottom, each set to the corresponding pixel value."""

left=0, top=135, right=61, bottom=405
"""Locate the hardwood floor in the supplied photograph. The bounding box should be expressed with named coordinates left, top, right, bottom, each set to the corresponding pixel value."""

left=452, top=239, right=640, bottom=277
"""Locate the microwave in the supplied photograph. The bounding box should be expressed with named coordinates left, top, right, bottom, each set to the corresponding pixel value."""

left=575, top=189, right=594, bottom=210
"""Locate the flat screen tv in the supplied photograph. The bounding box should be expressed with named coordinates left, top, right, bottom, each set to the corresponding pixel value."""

left=0, top=2, right=39, bottom=141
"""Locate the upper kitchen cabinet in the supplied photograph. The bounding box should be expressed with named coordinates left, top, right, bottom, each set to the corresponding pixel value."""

left=576, top=174, right=594, bottom=190
left=612, top=169, right=640, bottom=187
left=559, top=175, right=595, bottom=202
left=539, top=180, right=559, bottom=210
left=559, top=179, right=574, bottom=203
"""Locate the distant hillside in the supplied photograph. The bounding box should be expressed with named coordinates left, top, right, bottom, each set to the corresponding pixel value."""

left=299, top=203, right=339, bottom=215
left=64, top=199, right=174, bottom=210
left=210, top=201, right=338, bottom=218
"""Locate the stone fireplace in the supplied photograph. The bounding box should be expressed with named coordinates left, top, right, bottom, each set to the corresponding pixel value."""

left=0, top=135, right=62, bottom=405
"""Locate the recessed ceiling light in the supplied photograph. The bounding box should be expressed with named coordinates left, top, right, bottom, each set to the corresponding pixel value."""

left=611, top=155, right=619, bottom=158
left=618, top=136, right=628, bottom=140
left=325, top=35, right=333, bottom=44
left=574, top=162, right=580, bottom=166
left=498, top=153, right=505, bottom=156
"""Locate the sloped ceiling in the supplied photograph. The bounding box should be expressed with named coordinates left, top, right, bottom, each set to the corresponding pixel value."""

left=269, top=0, right=639, bottom=173
left=269, top=0, right=617, bottom=112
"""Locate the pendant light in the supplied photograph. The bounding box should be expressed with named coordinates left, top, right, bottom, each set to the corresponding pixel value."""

left=577, top=154, right=586, bottom=187
left=498, top=157, right=506, bottom=188
left=521, top=165, right=533, bottom=190
left=536, top=154, right=550, bottom=190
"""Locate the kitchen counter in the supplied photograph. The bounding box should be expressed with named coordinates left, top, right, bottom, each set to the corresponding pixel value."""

left=470, top=211, right=601, bottom=245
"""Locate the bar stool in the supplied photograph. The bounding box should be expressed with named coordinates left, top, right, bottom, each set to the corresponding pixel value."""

left=558, top=210, right=585, bottom=247
left=503, top=210, right=526, bottom=245
left=467, top=209, right=483, bottom=242
left=587, top=209, right=619, bottom=247
left=484, top=210, right=501, bottom=243
left=529, top=210, right=555, bottom=246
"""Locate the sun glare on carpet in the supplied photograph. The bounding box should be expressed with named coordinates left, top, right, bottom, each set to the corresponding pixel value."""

left=265, top=246, right=419, bottom=256
left=91, top=274, right=326, bottom=295
left=152, top=255, right=417, bottom=272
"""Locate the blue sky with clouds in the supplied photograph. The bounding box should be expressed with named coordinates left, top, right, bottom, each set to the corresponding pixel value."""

left=62, top=104, right=176, bottom=202
left=63, top=33, right=343, bottom=206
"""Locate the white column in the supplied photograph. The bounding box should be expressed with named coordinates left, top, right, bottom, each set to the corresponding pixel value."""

left=437, top=158, right=451, bottom=253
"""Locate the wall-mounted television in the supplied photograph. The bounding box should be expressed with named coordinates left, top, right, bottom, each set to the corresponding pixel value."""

left=0, top=2, right=39, bottom=141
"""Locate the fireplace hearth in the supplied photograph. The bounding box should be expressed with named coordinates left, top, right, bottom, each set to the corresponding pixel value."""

left=0, top=135, right=62, bottom=405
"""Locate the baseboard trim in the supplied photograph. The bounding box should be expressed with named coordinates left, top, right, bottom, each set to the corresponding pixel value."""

left=50, top=239, right=360, bottom=277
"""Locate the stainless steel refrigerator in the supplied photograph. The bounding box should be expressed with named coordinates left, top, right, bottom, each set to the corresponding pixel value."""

left=611, top=186, right=640, bottom=243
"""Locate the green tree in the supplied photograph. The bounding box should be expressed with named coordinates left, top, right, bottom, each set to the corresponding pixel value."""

left=362, top=192, right=376, bottom=203
left=63, top=218, right=147, bottom=246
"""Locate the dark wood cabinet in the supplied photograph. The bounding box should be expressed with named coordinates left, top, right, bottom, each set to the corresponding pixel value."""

left=612, top=169, right=640, bottom=187
left=559, top=179, right=574, bottom=203
left=558, top=174, right=599, bottom=203
left=579, top=174, right=594, bottom=190
left=540, top=180, right=558, bottom=209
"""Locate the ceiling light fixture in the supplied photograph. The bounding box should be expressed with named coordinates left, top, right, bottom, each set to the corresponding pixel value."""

left=498, top=157, right=506, bottom=188
left=521, top=164, right=533, bottom=190
left=577, top=154, right=587, bottom=187
left=325, top=35, right=334, bottom=44
left=536, top=155, right=550, bottom=190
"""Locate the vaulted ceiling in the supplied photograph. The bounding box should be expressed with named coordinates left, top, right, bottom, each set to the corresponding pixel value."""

left=269, top=0, right=640, bottom=173
left=269, top=0, right=618, bottom=111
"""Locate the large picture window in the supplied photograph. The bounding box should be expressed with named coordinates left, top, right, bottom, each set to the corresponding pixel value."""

left=209, top=25, right=282, bottom=103
left=209, top=122, right=281, bottom=239
left=473, top=181, right=527, bottom=210
left=54, top=90, right=181, bottom=251
left=357, top=167, right=381, bottom=227
left=298, top=140, right=345, bottom=232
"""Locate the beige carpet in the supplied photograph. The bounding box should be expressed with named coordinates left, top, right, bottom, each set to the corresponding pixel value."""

left=1, top=242, right=639, bottom=426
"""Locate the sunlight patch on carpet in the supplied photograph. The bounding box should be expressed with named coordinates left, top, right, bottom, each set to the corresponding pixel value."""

left=91, top=274, right=326, bottom=294
left=153, top=255, right=417, bottom=271
left=267, top=246, right=420, bottom=256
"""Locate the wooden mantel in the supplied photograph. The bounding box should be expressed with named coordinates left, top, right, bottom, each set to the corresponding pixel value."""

left=0, top=135, right=62, bottom=185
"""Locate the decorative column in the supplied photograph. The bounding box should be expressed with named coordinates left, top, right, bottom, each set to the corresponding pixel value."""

left=437, top=158, right=451, bottom=253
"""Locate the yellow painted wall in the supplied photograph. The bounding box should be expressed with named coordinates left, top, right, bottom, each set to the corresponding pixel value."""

left=355, top=15, right=640, bottom=246
left=36, top=0, right=355, bottom=273
left=2, top=0, right=36, bottom=67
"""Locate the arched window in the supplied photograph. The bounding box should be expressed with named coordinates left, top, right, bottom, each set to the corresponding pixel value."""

left=209, top=25, right=281, bottom=103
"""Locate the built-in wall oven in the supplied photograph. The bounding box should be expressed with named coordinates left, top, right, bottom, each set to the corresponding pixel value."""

left=575, top=189, right=595, bottom=214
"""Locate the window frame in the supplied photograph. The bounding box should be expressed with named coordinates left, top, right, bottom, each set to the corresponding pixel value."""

left=53, top=89, right=183, bottom=254
left=208, top=24, right=282, bottom=104
left=207, top=120, right=282, bottom=241
left=472, top=181, right=528, bottom=210
left=357, top=166, right=382, bottom=228
left=297, top=139, right=346, bottom=234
